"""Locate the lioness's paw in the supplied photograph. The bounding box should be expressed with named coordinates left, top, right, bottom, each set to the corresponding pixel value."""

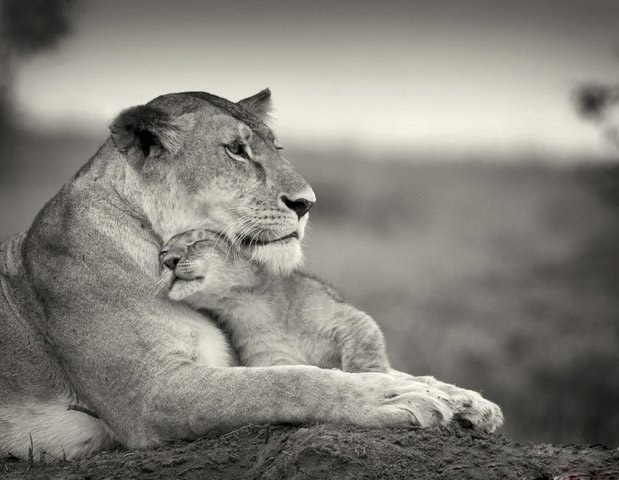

left=352, top=373, right=455, bottom=429
left=385, top=370, right=504, bottom=433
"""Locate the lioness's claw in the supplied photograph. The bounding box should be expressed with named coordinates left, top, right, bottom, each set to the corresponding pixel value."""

left=452, top=392, right=504, bottom=433
left=385, top=389, right=454, bottom=428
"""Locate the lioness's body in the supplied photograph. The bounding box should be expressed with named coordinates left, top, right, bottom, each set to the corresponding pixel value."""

left=161, top=229, right=390, bottom=373
left=0, top=90, right=502, bottom=461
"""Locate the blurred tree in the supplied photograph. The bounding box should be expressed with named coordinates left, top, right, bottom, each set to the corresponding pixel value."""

left=2, top=0, right=76, bottom=55
left=0, top=0, right=76, bottom=137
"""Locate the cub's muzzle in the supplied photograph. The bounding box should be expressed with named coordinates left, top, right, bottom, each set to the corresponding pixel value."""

left=162, top=252, right=181, bottom=271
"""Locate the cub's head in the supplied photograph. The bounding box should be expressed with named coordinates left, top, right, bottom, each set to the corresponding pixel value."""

left=158, top=229, right=258, bottom=304
left=109, top=89, right=314, bottom=274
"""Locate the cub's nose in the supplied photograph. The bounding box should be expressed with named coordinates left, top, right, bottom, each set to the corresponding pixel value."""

left=281, top=195, right=315, bottom=219
left=162, top=253, right=180, bottom=271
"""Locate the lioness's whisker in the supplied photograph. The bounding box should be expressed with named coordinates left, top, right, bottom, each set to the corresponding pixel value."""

left=217, top=217, right=248, bottom=261
left=221, top=215, right=258, bottom=261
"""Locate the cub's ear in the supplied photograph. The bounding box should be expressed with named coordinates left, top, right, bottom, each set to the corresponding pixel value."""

left=109, top=105, right=188, bottom=164
left=237, top=88, right=272, bottom=122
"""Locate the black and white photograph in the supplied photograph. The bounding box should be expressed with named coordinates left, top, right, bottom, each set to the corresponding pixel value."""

left=0, top=1, right=618, bottom=478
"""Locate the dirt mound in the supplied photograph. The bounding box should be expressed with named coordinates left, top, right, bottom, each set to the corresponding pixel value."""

left=2, top=424, right=617, bottom=479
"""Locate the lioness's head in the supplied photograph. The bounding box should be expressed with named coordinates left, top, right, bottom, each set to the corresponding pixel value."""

left=108, top=89, right=314, bottom=274
left=157, top=229, right=258, bottom=304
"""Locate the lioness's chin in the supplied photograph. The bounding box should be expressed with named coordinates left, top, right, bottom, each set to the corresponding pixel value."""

left=249, top=239, right=303, bottom=275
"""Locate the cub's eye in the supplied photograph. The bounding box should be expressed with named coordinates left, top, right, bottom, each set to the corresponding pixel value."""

left=224, top=140, right=252, bottom=162
left=273, top=138, right=284, bottom=150
left=159, top=250, right=168, bottom=258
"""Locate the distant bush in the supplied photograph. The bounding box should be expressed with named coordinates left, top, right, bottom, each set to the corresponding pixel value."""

left=574, top=82, right=619, bottom=149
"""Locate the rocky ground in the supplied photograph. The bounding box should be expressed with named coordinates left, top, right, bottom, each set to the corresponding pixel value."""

left=2, top=424, right=617, bottom=480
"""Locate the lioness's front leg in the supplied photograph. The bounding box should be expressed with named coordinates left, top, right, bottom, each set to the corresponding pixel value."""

left=37, top=289, right=456, bottom=448
left=388, top=369, right=504, bottom=433
left=137, top=366, right=454, bottom=446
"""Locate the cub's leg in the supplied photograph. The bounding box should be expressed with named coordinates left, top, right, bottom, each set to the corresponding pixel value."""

left=389, top=369, right=504, bottom=433
left=331, top=307, right=391, bottom=374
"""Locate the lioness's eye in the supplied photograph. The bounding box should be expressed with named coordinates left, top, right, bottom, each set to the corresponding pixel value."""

left=224, top=140, right=251, bottom=162
left=159, top=250, right=168, bottom=257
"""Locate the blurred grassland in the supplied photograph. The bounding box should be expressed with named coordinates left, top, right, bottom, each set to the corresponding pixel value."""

left=1, top=131, right=618, bottom=446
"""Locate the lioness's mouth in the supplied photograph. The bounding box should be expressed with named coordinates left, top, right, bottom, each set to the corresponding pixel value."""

left=240, top=231, right=298, bottom=247
left=176, top=275, right=204, bottom=282
left=170, top=275, right=204, bottom=287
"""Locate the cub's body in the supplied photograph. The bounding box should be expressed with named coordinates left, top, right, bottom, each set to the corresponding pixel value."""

left=161, top=230, right=390, bottom=373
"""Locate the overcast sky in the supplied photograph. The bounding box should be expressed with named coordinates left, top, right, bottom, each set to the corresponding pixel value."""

left=11, top=0, right=619, bottom=157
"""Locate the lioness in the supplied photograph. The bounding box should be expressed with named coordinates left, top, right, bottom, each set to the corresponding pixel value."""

left=159, top=229, right=390, bottom=373
left=0, top=90, right=503, bottom=461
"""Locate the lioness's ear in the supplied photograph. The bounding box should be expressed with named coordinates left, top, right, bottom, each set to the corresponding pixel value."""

left=237, top=88, right=272, bottom=122
left=109, top=105, right=187, bottom=164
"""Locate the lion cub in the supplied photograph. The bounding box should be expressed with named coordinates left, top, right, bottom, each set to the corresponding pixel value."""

left=159, top=229, right=390, bottom=373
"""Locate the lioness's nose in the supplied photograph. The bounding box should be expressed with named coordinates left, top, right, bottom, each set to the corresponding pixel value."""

left=163, top=253, right=180, bottom=270
left=280, top=187, right=316, bottom=219
left=281, top=195, right=314, bottom=219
